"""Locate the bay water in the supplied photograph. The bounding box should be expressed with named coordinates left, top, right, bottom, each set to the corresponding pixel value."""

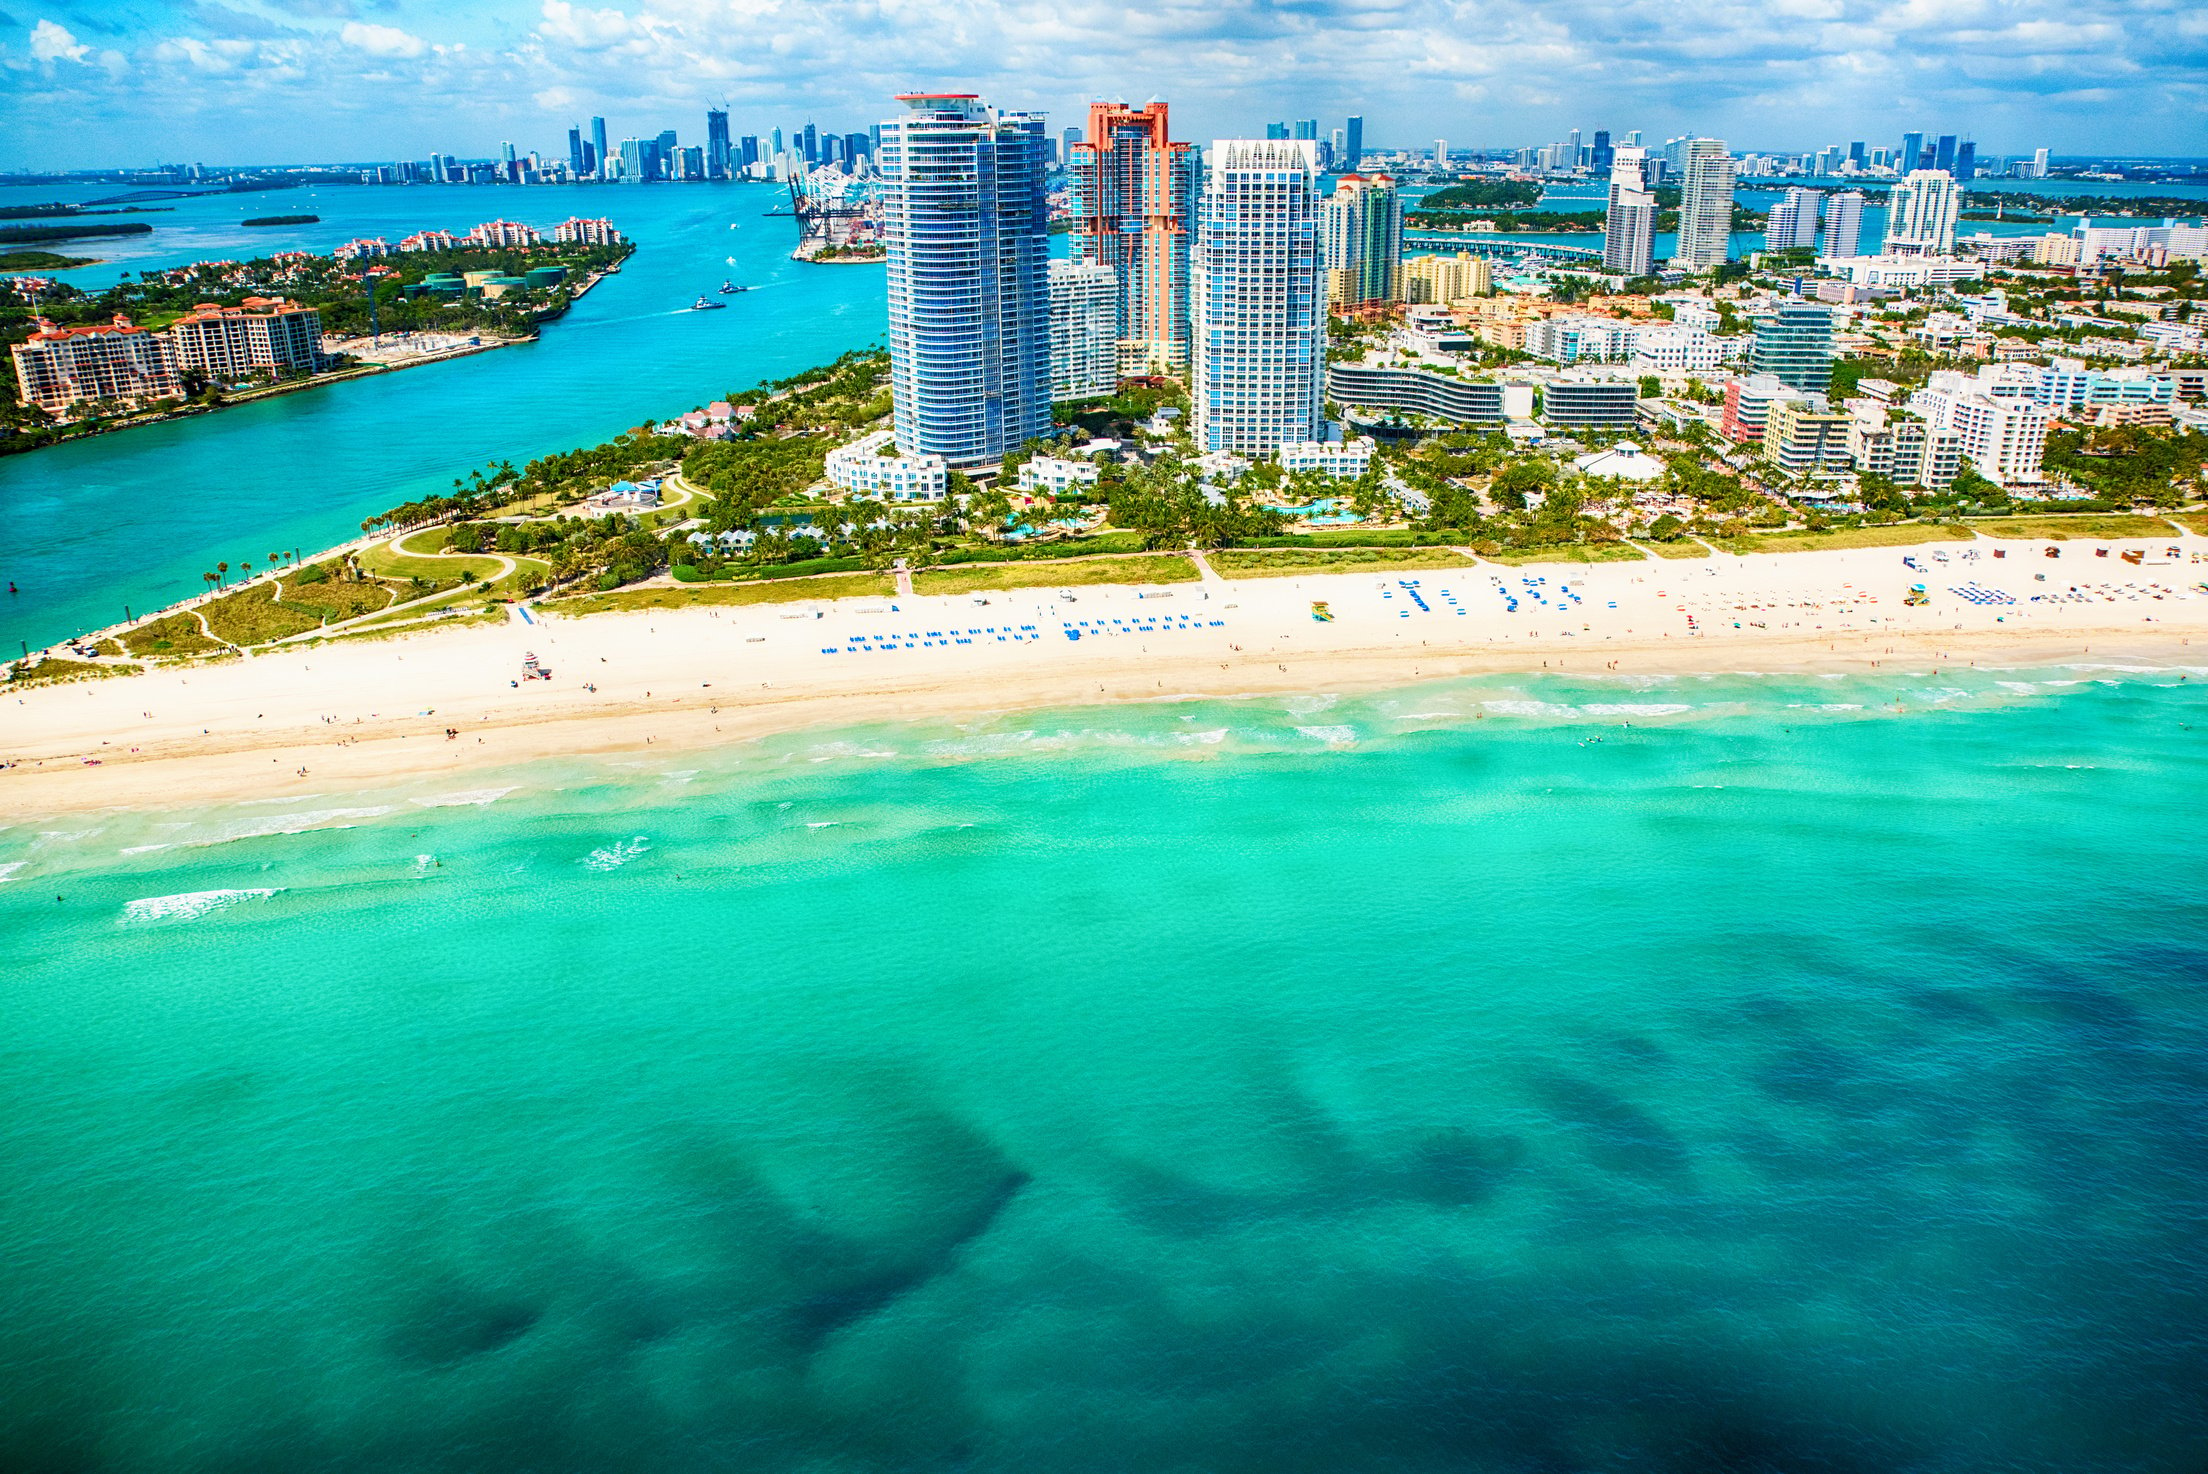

left=0, top=181, right=883, bottom=655
left=5, top=667, right=2207, bottom=1470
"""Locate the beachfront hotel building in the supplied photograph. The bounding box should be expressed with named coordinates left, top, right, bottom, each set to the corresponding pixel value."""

left=879, top=93, right=1052, bottom=470
left=1067, top=99, right=1197, bottom=374
left=9, top=315, right=183, bottom=414
left=1280, top=436, right=1377, bottom=480
left=169, top=298, right=326, bottom=380
left=824, top=429, right=950, bottom=502
left=1670, top=139, right=1736, bottom=272
left=1323, top=174, right=1403, bottom=307
left=1192, top=138, right=1327, bottom=456
left=1911, top=373, right=2050, bottom=485
left=1049, top=260, right=1119, bottom=403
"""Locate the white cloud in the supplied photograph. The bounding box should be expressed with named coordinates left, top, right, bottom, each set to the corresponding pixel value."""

left=537, top=1, right=646, bottom=47
left=339, top=20, right=427, bottom=58
left=4, top=0, right=2204, bottom=166
left=29, top=17, right=89, bottom=63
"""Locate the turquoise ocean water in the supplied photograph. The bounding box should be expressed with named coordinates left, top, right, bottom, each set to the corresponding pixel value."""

left=6, top=667, right=2208, bottom=1471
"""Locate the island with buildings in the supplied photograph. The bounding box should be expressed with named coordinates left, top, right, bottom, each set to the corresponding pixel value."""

left=1, top=215, right=630, bottom=455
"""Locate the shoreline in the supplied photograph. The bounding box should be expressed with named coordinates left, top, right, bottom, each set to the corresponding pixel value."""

left=7, top=535, right=2206, bottom=817
left=0, top=268, right=615, bottom=461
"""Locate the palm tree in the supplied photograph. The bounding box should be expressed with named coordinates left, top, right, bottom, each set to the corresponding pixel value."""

left=203, top=572, right=218, bottom=596
left=216, top=561, right=229, bottom=587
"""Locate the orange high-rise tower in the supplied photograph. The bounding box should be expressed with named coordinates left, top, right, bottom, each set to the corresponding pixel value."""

left=1068, top=100, right=1196, bottom=375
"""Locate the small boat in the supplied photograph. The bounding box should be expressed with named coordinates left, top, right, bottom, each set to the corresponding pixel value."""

left=691, top=296, right=726, bottom=311
left=717, top=280, right=737, bottom=293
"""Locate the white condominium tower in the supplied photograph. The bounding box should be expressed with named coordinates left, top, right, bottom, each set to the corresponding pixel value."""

left=1886, top=169, right=1961, bottom=256
left=1048, top=260, right=1119, bottom=402
left=1602, top=147, right=1657, bottom=278
left=1670, top=139, right=1736, bottom=272
left=1763, top=187, right=1822, bottom=252
left=1821, top=191, right=1866, bottom=260
left=879, top=93, right=1052, bottom=469
left=1193, top=138, right=1326, bottom=455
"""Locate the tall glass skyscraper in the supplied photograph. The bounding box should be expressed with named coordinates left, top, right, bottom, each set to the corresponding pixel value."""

left=1670, top=139, right=1736, bottom=272
left=1193, top=138, right=1326, bottom=456
left=590, top=117, right=608, bottom=180
left=706, top=109, right=731, bottom=179
left=1749, top=303, right=1835, bottom=397
left=880, top=94, right=1052, bottom=470
left=1068, top=100, right=1196, bottom=374
left=1344, top=115, right=1363, bottom=169
left=1603, top=147, right=1656, bottom=277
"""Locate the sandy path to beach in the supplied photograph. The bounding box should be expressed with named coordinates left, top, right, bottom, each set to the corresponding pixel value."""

left=7, top=537, right=2206, bottom=816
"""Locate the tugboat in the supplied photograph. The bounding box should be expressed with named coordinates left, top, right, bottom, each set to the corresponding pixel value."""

left=691, top=295, right=726, bottom=311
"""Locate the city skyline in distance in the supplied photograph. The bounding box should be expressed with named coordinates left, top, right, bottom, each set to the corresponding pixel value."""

left=3, top=0, right=2205, bottom=171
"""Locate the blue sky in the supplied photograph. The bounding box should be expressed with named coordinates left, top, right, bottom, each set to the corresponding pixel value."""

left=2, top=0, right=2204, bottom=169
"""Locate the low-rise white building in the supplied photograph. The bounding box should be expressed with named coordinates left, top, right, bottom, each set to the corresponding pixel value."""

left=824, top=429, right=949, bottom=503
left=1630, top=324, right=1726, bottom=375
left=1821, top=254, right=1984, bottom=289
left=1523, top=315, right=1639, bottom=364
left=1571, top=442, right=1665, bottom=482
left=1015, top=455, right=1101, bottom=497
left=1195, top=450, right=1250, bottom=484
left=1279, top=436, right=1376, bottom=480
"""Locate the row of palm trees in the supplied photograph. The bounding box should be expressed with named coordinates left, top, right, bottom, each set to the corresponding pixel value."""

left=199, top=548, right=305, bottom=597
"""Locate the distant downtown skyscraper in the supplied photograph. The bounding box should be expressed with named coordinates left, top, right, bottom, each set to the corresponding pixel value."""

left=1886, top=169, right=1961, bottom=256
left=706, top=109, right=732, bottom=180
left=1067, top=99, right=1196, bottom=374
left=1602, top=146, right=1656, bottom=278
left=590, top=117, right=608, bottom=180
left=1344, top=115, right=1363, bottom=169
left=1323, top=173, right=1403, bottom=306
left=1193, top=138, right=1326, bottom=456
left=879, top=93, right=1052, bottom=469
left=1670, top=139, right=1736, bottom=272
left=1821, top=191, right=1866, bottom=260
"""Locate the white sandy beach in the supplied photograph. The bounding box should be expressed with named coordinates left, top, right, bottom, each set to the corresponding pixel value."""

left=7, top=534, right=2206, bottom=816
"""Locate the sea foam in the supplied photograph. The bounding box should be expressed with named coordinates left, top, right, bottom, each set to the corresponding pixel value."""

left=120, top=888, right=281, bottom=924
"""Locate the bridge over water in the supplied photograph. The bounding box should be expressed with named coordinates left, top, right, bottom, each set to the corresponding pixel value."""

left=1403, top=231, right=1604, bottom=264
